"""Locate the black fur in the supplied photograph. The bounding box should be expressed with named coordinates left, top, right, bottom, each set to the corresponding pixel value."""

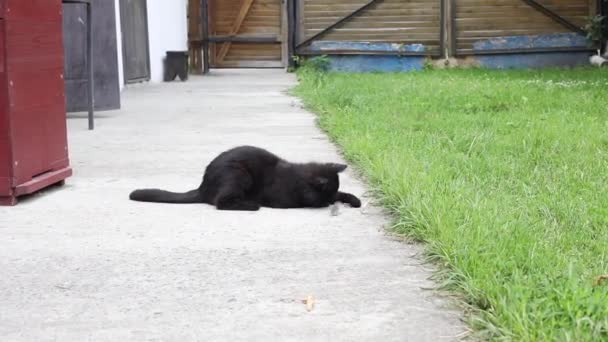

left=129, top=146, right=362, bottom=211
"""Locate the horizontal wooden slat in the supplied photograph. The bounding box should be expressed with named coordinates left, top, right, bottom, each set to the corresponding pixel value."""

left=454, top=0, right=592, bottom=52
left=301, top=0, right=442, bottom=54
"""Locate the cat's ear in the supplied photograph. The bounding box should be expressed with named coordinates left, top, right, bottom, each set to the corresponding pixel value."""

left=326, top=163, right=348, bottom=173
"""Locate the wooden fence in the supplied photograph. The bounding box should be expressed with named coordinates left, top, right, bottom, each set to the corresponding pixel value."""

left=452, top=0, right=596, bottom=55
left=295, top=0, right=598, bottom=57
left=296, top=0, right=444, bottom=56
left=188, top=0, right=601, bottom=72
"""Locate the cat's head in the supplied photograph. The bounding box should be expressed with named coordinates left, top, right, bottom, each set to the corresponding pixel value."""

left=306, top=163, right=347, bottom=198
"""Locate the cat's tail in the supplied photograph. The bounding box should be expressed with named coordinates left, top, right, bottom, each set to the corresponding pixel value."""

left=129, top=189, right=202, bottom=204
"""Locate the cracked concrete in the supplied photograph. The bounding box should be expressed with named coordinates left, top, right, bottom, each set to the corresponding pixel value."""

left=0, top=69, right=464, bottom=341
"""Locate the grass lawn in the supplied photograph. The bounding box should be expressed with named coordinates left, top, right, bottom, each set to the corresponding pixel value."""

left=294, top=66, right=608, bottom=341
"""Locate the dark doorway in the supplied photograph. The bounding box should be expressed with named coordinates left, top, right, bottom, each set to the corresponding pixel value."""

left=63, top=0, right=121, bottom=111
left=120, top=0, right=151, bottom=83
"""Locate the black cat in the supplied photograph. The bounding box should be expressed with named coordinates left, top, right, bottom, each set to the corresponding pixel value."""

left=129, top=146, right=361, bottom=211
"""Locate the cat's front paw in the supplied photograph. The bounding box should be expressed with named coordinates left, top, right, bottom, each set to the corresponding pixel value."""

left=348, top=196, right=362, bottom=208
left=342, top=193, right=361, bottom=208
left=336, top=192, right=362, bottom=208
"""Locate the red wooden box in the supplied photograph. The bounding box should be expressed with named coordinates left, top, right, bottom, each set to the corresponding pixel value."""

left=0, top=0, right=72, bottom=206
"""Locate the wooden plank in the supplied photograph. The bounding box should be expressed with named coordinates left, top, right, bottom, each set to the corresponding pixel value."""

left=14, top=167, right=72, bottom=196
left=209, top=0, right=283, bottom=68
left=297, top=0, right=385, bottom=49
left=202, top=0, right=210, bottom=73
left=0, top=20, right=10, bottom=191
left=287, top=0, right=296, bottom=67
left=453, top=0, right=592, bottom=52
left=217, top=0, right=255, bottom=62
left=5, top=0, right=62, bottom=20
left=188, top=0, right=202, bottom=41
left=300, top=0, right=443, bottom=55
left=214, top=60, right=283, bottom=68
left=296, top=0, right=304, bottom=44
left=208, top=35, right=280, bottom=43
left=519, top=0, right=585, bottom=34
left=188, top=0, right=203, bottom=73
left=281, top=0, right=288, bottom=67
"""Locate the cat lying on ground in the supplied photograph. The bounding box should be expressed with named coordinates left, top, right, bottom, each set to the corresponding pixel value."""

left=129, top=146, right=361, bottom=211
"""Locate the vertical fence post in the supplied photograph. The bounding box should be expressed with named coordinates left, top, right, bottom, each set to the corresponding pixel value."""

left=448, top=0, right=457, bottom=57
left=287, top=0, right=296, bottom=67
left=601, top=0, right=608, bottom=54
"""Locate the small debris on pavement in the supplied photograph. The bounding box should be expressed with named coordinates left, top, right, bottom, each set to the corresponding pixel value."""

left=330, top=204, right=340, bottom=216
left=302, top=295, right=315, bottom=312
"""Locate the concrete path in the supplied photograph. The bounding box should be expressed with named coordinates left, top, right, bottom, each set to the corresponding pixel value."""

left=0, top=70, right=464, bottom=341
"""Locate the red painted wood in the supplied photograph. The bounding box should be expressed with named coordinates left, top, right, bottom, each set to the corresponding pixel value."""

left=0, top=0, right=72, bottom=206
left=0, top=195, right=17, bottom=206
left=6, top=20, right=64, bottom=67
left=0, top=178, right=11, bottom=197
left=14, top=167, right=72, bottom=196
left=0, top=19, right=10, bottom=197
left=3, top=0, right=62, bottom=21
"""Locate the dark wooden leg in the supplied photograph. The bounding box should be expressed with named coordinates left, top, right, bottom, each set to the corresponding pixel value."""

left=178, top=61, right=189, bottom=81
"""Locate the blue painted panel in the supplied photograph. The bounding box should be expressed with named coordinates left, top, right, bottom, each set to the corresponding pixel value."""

left=473, top=33, right=589, bottom=50
left=476, top=52, right=590, bottom=69
left=310, top=41, right=425, bottom=53
left=327, top=55, right=425, bottom=72
left=323, top=53, right=589, bottom=72
left=306, top=34, right=592, bottom=72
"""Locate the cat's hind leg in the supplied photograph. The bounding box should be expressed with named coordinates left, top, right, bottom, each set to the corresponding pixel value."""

left=213, top=172, right=260, bottom=211
left=215, top=191, right=261, bottom=211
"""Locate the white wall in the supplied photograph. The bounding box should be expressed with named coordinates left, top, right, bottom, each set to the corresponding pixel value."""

left=115, top=0, right=188, bottom=87
left=146, top=0, right=189, bottom=83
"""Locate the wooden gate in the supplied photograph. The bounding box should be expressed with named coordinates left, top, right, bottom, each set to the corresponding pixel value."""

left=207, top=0, right=286, bottom=68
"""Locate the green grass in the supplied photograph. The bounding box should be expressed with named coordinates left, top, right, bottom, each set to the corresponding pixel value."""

left=294, top=66, right=608, bottom=341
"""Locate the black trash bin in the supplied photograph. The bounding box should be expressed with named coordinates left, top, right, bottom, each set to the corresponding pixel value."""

left=164, top=51, right=189, bottom=82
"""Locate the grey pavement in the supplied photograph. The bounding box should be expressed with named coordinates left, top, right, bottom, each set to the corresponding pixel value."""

left=0, top=69, right=464, bottom=341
